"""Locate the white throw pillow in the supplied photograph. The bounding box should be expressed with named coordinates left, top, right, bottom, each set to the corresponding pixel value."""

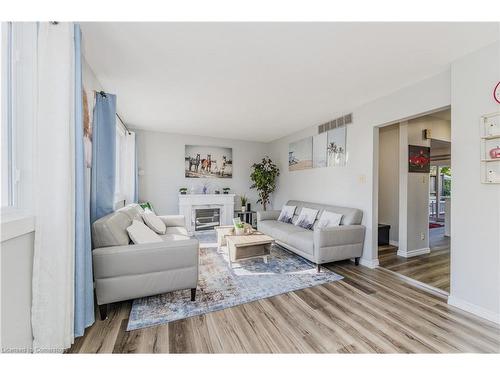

left=316, top=211, right=343, bottom=229
left=295, top=207, right=319, bottom=230
left=127, top=219, right=163, bottom=244
left=278, top=205, right=296, bottom=224
left=142, top=211, right=167, bottom=234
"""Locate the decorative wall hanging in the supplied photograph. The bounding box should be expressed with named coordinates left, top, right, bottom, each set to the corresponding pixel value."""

left=312, top=133, right=328, bottom=168
left=327, top=126, right=347, bottom=167
left=185, top=145, right=233, bottom=178
left=408, top=145, right=431, bottom=173
left=289, top=137, right=313, bottom=171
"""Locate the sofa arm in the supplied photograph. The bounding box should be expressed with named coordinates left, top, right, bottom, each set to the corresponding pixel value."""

left=257, top=210, right=281, bottom=222
left=92, top=238, right=199, bottom=279
left=313, top=225, right=366, bottom=248
left=159, top=214, right=186, bottom=227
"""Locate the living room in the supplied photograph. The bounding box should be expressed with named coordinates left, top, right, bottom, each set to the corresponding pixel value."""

left=1, top=1, right=500, bottom=373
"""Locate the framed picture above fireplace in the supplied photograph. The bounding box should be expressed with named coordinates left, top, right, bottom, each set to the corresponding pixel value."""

left=185, top=145, right=233, bottom=178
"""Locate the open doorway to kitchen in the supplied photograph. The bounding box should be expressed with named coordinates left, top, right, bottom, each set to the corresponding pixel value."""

left=377, top=108, right=451, bottom=294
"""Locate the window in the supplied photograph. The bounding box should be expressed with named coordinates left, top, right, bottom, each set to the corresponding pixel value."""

left=114, top=118, right=127, bottom=208
left=1, top=22, right=37, bottom=213
left=1, top=22, right=13, bottom=208
left=114, top=117, right=136, bottom=209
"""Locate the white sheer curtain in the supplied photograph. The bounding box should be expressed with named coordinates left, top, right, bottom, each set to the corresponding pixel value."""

left=32, top=22, right=75, bottom=352
left=114, top=125, right=136, bottom=207
left=122, top=131, right=136, bottom=205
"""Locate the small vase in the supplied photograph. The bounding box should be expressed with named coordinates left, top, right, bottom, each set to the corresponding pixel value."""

left=246, top=203, right=251, bottom=211
left=235, top=227, right=244, bottom=236
left=241, top=206, right=246, bottom=212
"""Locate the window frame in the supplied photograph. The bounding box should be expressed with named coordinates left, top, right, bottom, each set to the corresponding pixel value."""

left=1, top=22, right=13, bottom=209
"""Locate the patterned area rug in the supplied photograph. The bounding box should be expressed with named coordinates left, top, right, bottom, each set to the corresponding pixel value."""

left=127, top=231, right=343, bottom=331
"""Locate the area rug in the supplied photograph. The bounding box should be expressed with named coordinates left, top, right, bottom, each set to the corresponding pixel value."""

left=127, top=232, right=343, bottom=331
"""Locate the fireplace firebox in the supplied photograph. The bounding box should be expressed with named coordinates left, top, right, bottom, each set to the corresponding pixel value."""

left=194, top=208, right=221, bottom=231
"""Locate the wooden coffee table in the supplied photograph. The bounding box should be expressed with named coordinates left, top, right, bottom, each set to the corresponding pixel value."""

left=225, top=232, right=274, bottom=266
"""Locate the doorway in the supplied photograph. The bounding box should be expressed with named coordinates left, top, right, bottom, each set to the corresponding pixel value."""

left=377, top=108, right=451, bottom=294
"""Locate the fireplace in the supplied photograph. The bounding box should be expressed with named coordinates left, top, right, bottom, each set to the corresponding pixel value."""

left=194, top=208, right=221, bottom=231
left=179, top=194, right=235, bottom=235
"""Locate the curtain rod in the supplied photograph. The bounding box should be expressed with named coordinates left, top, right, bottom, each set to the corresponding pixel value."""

left=94, top=90, right=131, bottom=135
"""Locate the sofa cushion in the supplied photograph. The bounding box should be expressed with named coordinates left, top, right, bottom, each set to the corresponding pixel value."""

left=258, top=220, right=304, bottom=242
left=127, top=220, right=163, bottom=244
left=117, top=204, right=143, bottom=222
left=286, top=230, right=314, bottom=255
left=295, top=207, right=319, bottom=230
left=317, top=210, right=343, bottom=229
left=286, top=200, right=363, bottom=226
left=142, top=211, right=167, bottom=234
left=165, top=226, right=189, bottom=236
left=92, top=211, right=132, bottom=248
left=277, top=205, right=296, bottom=224
left=92, top=238, right=199, bottom=279
left=159, top=233, right=191, bottom=241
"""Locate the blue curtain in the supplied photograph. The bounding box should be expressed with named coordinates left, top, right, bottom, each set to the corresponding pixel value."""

left=90, top=92, right=116, bottom=222
left=74, top=24, right=94, bottom=337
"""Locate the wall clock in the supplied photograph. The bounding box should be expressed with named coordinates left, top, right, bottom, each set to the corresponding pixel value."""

left=494, top=81, right=500, bottom=104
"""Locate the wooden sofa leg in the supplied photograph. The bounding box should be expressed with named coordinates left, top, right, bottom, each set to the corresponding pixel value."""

left=355, top=257, right=360, bottom=266
left=316, top=264, right=321, bottom=273
left=191, top=288, right=197, bottom=301
left=98, top=304, right=108, bottom=320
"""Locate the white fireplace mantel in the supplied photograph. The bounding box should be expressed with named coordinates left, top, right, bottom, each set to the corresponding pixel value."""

left=179, top=194, right=235, bottom=235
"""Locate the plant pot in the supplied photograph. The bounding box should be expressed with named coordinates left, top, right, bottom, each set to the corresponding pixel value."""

left=241, top=206, right=246, bottom=212
left=223, top=192, right=229, bottom=194
left=180, top=191, right=187, bottom=195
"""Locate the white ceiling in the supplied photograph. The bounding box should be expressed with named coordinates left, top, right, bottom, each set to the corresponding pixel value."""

left=81, top=22, right=499, bottom=142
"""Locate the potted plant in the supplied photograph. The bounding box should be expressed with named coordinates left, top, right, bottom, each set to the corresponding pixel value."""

left=240, top=195, right=248, bottom=212
left=234, top=221, right=245, bottom=236
left=250, top=156, right=280, bottom=211
left=223, top=187, right=230, bottom=195
left=179, top=187, right=188, bottom=195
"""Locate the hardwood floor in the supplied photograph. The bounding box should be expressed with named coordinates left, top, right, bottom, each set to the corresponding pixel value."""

left=67, top=261, right=499, bottom=354
left=378, top=227, right=450, bottom=292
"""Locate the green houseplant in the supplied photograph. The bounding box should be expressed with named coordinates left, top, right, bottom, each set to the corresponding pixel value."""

left=179, top=187, right=188, bottom=195
left=240, top=194, right=248, bottom=212
left=250, top=156, right=280, bottom=211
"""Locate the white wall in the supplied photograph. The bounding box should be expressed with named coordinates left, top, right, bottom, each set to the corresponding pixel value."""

left=83, top=56, right=104, bottom=94
left=448, top=41, right=500, bottom=323
left=403, top=115, right=452, bottom=254
left=268, top=70, right=451, bottom=268
left=378, top=124, right=399, bottom=244
left=406, top=117, right=432, bottom=253
left=135, top=129, right=269, bottom=215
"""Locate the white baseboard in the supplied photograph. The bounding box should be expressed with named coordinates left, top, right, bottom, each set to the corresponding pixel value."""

left=447, top=295, right=500, bottom=324
left=358, top=257, right=379, bottom=269
left=397, top=247, right=430, bottom=258
left=389, top=240, right=399, bottom=247
left=379, top=267, right=449, bottom=298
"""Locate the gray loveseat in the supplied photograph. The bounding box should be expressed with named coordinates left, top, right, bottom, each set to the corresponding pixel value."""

left=92, top=204, right=199, bottom=319
left=257, top=200, right=365, bottom=270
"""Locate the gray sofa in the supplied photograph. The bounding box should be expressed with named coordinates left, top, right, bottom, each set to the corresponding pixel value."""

left=257, top=200, right=365, bottom=270
left=92, top=204, right=199, bottom=319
